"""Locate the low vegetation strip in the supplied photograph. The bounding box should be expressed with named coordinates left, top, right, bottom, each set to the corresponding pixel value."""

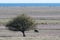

left=0, top=18, right=60, bottom=25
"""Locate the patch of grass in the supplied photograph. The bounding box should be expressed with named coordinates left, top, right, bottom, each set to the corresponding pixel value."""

left=0, top=18, right=60, bottom=25
left=36, top=20, right=60, bottom=24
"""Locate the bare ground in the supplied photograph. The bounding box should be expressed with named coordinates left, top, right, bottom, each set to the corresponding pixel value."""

left=0, top=24, right=60, bottom=40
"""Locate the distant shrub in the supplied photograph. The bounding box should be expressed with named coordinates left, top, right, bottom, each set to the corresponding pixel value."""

left=5, top=14, right=37, bottom=37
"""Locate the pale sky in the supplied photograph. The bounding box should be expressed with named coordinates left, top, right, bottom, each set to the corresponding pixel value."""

left=0, top=0, right=60, bottom=3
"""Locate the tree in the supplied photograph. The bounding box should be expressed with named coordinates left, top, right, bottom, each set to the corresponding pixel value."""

left=5, top=14, right=37, bottom=37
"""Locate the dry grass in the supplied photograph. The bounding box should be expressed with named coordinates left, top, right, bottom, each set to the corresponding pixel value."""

left=0, top=25, right=60, bottom=40
left=0, top=36, right=60, bottom=40
left=0, top=19, right=60, bottom=25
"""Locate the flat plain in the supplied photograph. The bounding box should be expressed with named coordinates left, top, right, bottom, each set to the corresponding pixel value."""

left=0, top=6, right=60, bottom=40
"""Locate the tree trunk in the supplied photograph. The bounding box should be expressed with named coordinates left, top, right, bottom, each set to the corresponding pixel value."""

left=22, top=31, right=26, bottom=37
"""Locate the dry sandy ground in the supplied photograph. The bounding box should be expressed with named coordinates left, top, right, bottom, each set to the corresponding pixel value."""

left=0, top=24, right=60, bottom=40
left=0, top=36, right=60, bottom=40
left=0, top=6, right=60, bottom=40
left=0, top=6, right=60, bottom=18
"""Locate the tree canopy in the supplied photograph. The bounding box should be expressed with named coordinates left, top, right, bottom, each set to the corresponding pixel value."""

left=5, top=14, right=37, bottom=37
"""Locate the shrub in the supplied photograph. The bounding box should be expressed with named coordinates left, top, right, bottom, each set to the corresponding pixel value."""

left=5, top=14, right=37, bottom=37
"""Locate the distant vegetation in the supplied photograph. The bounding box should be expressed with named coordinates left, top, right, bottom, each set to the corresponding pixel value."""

left=5, top=14, right=37, bottom=37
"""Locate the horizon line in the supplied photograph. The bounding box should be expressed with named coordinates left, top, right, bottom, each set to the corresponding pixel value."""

left=0, top=3, right=60, bottom=6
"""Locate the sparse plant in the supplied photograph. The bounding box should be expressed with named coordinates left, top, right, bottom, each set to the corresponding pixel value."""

left=5, top=14, right=37, bottom=37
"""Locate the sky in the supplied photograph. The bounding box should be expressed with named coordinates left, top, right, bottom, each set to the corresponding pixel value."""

left=0, top=0, right=60, bottom=3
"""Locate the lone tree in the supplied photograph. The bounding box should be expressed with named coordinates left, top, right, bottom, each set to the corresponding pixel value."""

left=5, top=14, right=37, bottom=37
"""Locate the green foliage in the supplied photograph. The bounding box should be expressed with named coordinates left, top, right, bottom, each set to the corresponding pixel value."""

left=5, top=14, right=36, bottom=31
